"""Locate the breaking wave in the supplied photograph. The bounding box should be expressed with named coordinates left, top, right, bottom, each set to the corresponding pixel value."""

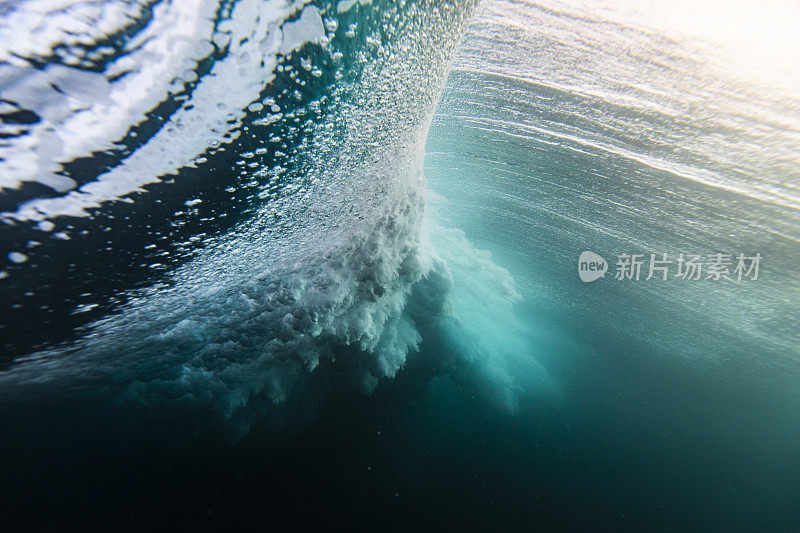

left=1, top=0, right=552, bottom=436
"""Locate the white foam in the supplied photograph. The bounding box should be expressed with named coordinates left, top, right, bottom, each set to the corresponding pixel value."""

left=280, top=5, right=325, bottom=54
left=2, top=1, right=323, bottom=222
left=0, top=0, right=219, bottom=193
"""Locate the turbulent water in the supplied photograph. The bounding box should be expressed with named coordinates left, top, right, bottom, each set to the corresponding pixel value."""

left=1, top=0, right=799, bottom=529
left=0, top=0, right=484, bottom=418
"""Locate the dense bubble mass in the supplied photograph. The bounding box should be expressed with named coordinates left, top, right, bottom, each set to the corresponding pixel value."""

left=0, top=0, right=477, bottom=368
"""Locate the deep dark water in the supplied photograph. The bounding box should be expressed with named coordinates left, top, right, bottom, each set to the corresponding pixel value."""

left=3, top=317, right=798, bottom=531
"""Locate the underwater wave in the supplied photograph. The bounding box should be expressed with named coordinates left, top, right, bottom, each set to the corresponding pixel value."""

left=0, top=0, right=552, bottom=435
left=2, top=0, right=800, bottom=529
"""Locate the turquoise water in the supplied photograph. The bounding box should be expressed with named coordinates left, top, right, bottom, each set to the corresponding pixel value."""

left=1, top=0, right=799, bottom=529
